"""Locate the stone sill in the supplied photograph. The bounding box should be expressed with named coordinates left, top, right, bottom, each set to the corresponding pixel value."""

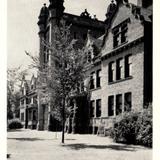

left=90, top=87, right=101, bottom=92
left=108, top=76, right=133, bottom=85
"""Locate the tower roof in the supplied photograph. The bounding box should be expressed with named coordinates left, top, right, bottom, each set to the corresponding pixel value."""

left=38, top=3, right=49, bottom=25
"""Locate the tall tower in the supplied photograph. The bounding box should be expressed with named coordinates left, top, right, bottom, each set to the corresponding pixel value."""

left=37, top=3, right=49, bottom=68
left=48, top=0, right=65, bottom=22
left=37, top=1, right=65, bottom=131
left=37, top=4, right=49, bottom=130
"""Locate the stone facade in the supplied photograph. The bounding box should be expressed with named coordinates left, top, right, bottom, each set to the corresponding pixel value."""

left=83, top=0, right=152, bottom=134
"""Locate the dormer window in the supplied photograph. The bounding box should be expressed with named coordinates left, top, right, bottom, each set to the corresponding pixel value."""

left=112, top=18, right=130, bottom=48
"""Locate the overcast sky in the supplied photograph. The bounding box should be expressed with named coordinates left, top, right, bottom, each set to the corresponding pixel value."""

left=7, top=0, right=137, bottom=69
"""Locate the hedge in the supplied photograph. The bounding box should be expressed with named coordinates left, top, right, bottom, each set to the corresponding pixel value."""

left=110, top=108, right=152, bottom=147
left=8, top=119, right=23, bottom=129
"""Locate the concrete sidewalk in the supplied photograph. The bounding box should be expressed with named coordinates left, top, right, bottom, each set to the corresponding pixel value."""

left=7, top=129, right=152, bottom=160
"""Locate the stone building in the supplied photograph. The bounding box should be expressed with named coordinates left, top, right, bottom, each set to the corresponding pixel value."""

left=19, top=75, right=38, bottom=129
left=19, top=0, right=152, bottom=134
left=84, top=0, right=152, bottom=134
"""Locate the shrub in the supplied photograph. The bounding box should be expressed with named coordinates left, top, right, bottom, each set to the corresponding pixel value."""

left=136, top=109, right=152, bottom=147
left=8, top=119, right=23, bottom=129
left=110, top=112, right=139, bottom=144
left=110, top=108, right=152, bottom=147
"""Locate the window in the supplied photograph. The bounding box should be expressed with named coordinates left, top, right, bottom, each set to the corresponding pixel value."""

left=116, top=58, right=123, bottom=80
left=116, top=94, right=122, bottom=115
left=121, top=23, right=128, bottom=43
left=27, top=98, right=31, bottom=104
left=109, top=62, right=114, bottom=82
left=90, top=100, right=95, bottom=117
left=33, top=110, right=37, bottom=121
left=125, top=54, right=132, bottom=78
left=90, top=72, right=95, bottom=89
left=113, top=20, right=128, bottom=48
left=113, top=28, right=119, bottom=48
left=21, top=113, right=24, bottom=121
left=108, top=96, right=114, bottom=116
left=21, top=99, right=24, bottom=105
left=96, top=99, right=101, bottom=117
left=96, top=69, right=101, bottom=88
left=33, top=96, right=37, bottom=104
left=124, top=92, right=132, bottom=112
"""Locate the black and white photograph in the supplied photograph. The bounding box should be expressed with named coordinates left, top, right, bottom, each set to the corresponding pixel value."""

left=1, top=0, right=156, bottom=159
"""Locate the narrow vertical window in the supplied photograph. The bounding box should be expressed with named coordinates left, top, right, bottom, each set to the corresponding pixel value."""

left=21, top=113, right=24, bottom=121
left=121, top=23, right=128, bottom=43
left=124, top=92, right=132, bottom=112
left=96, top=99, right=101, bottom=117
left=108, top=96, right=114, bottom=116
left=113, top=28, right=119, bottom=48
left=96, top=69, right=101, bottom=88
left=116, top=94, right=122, bottom=115
left=125, top=54, right=132, bottom=78
left=33, top=110, right=37, bottom=121
left=116, top=58, right=123, bottom=80
left=90, top=72, right=95, bottom=89
left=90, top=100, right=95, bottom=118
left=109, top=62, right=114, bottom=83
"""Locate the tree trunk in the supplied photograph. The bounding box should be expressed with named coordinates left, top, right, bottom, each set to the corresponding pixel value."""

left=61, top=98, right=65, bottom=143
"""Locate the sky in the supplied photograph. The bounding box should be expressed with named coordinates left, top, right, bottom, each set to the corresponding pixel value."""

left=7, top=0, right=137, bottom=69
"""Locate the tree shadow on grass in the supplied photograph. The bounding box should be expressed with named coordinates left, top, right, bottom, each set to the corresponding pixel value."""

left=65, top=139, right=76, bottom=141
left=7, top=137, right=45, bottom=141
left=7, top=129, right=24, bottom=132
left=63, top=143, right=138, bottom=151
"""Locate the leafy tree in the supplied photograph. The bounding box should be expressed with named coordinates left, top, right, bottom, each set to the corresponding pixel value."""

left=26, top=21, right=86, bottom=143
left=7, top=67, right=27, bottom=120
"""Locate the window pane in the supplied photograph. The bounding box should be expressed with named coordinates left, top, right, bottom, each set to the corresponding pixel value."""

left=108, top=96, right=114, bottom=116
left=116, top=58, right=123, bottom=80
left=90, top=72, right=95, bottom=89
left=116, top=94, right=122, bottom=115
left=96, top=99, right=101, bottom=117
left=109, top=62, right=114, bottom=82
left=90, top=101, right=95, bottom=117
left=125, top=54, right=132, bottom=77
left=124, top=92, right=132, bottom=112
left=96, top=69, right=101, bottom=88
